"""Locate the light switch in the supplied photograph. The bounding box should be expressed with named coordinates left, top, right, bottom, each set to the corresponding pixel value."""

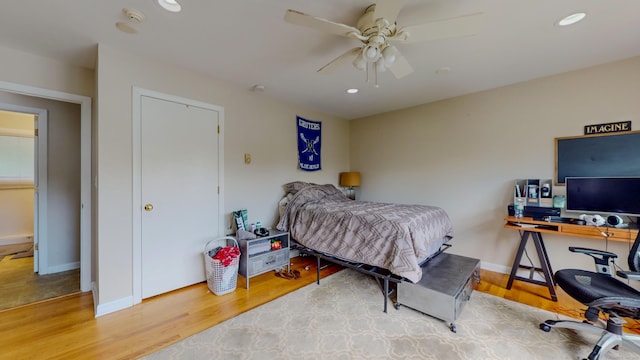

left=244, top=153, right=251, bottom=164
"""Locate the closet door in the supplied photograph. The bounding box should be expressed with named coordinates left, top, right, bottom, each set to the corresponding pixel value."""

left=140, top=95, right=219, bottom=298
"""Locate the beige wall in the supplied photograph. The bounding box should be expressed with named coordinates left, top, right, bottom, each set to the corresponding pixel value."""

left=0, top=46, right=94, bottom=98
left=0, top=188, right=33, bottom=245
left=350, top=56, right=640, bottom=275
left=0, top=111, right=34, bottom=130
left=0, top=46, right=93, bottom=268
left=96, top=44, right=349, bottom=306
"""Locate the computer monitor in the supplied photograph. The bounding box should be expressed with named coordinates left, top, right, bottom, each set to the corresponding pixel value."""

left=565, top=177, right=640, bottom=219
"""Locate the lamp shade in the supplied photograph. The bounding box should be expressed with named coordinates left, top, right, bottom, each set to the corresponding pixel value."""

left=339, top=172, right=361, bottom=187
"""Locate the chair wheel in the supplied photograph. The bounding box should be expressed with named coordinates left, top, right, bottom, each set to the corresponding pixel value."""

left=539, top=323, right=551, bottom=332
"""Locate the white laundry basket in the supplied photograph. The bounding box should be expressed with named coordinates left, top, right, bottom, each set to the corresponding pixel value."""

left=204, top=236, right=240, bottom=296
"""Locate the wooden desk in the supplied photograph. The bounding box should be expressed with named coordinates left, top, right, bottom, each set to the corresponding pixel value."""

left=503, top=216, right=639, bottom=301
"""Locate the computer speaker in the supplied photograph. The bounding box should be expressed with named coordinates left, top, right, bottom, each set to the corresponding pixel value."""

left=580, top=214, right=606, bottom=226
left=606, top=215, right=624, bottom=227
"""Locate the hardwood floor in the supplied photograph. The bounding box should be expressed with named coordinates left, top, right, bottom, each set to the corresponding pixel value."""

left=0, top=255, right=79, bottom=310
left=0, top=256, right=637, bottom=359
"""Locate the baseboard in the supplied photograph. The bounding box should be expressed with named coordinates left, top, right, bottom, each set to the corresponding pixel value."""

left=0, top=234, right=33, bottom=246
left=480, top=261, right=510, bottom=274
left=95, top=294, right=134, bottom=317
left=43, top=261, right=80, bottom=274
left=480, top=261, right=546, bottom=281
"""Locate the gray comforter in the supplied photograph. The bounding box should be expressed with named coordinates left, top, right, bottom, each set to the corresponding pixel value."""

left=276, top=184, right=454, bottom=283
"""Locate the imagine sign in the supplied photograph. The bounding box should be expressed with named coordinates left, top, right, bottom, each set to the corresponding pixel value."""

left=584, top=121, right=631, bottom=135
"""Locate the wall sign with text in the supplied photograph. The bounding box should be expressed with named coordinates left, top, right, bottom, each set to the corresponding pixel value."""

left=584, top=120, right=631, bottom=135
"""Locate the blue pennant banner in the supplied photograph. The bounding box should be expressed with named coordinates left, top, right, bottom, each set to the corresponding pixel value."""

left=297, top=116, right=321, bottom=171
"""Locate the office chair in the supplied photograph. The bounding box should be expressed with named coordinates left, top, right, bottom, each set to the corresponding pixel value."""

left=539, top=232, right=640, bottom=359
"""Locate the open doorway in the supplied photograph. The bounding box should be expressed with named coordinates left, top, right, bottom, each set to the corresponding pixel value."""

left=0, top=81, right=91, bottom=307
left=0, top=102, right=81, bottom=310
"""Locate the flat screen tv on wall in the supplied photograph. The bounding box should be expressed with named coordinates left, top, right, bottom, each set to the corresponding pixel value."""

left=565, top=177, right=640, bottom=220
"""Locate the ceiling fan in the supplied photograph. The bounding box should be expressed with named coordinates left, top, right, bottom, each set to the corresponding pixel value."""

left=284, top=0, right=484, bottom=87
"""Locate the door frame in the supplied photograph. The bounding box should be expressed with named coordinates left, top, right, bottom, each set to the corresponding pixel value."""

left=0, top=103, right=47, bottom=274
left=0, top=80, right=92, bottom=292
left=131, top=87, right=225, bottom=304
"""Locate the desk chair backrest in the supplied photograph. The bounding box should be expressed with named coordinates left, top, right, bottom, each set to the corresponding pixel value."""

left=630, top=232, right=640, bottom=272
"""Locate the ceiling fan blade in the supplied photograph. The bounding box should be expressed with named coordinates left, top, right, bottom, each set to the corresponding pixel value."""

left=285, top=9, right=362, bottom=37
left=373, top=0, right=405, bottom=24
left=397, top=12, right=485, bottom=43
left=317, top=47, right=362, bottom=74
left=388, top=50, right=413, bottom=79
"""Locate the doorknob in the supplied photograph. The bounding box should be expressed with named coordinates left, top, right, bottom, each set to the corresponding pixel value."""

left=144, top=204, right=154, bottom=211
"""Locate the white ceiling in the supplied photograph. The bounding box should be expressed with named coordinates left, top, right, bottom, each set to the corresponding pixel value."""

left=2, top=0, right=640, bottom=119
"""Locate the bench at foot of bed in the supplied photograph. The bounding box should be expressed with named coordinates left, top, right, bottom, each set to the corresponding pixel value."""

left=396, top=252, right=481, bottom=333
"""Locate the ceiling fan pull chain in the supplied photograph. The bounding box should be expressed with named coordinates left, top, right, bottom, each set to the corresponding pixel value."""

left=374, top=61, right=379, bottom=88
left=366, top=62, right=370, bottom=84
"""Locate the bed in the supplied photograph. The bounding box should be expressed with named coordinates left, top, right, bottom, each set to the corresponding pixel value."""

left=276, top=182, right=454, bottom=285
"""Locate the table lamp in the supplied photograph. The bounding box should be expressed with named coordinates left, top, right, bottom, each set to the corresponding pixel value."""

left=339, top=171, right=361, bottom=200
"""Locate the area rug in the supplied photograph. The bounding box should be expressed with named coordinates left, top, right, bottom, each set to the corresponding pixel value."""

left=143, top=269, right=637, bottom=360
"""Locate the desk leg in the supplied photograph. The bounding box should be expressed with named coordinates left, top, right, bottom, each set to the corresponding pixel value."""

left=532, top=233, right=557, bottom=301
left=534, top=232, right=556, bottom=286
left=506, top=230, right=557, bottom=302
left=506, top=231, right=530, bottom=290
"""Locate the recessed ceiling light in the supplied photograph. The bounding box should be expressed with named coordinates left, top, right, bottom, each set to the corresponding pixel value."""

left=557, top=12, right=586, bottom=26
left=346, top=88, right=359, bottom=94
left=435, top=67, right=451, bottom=74
left=157, top=0, right=182, bottom=13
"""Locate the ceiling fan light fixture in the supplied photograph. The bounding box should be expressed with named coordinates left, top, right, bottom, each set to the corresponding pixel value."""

left=363, top=45, right=380, bottom=62
left=557, top=12, right=586, bottom=26
left=157, top=0, right=182, bottom=13
left=352, top=53, right=366, bottom=71
left=382, top=45, right=398, bottom=66
left=284, top=3, right=485, bottom=86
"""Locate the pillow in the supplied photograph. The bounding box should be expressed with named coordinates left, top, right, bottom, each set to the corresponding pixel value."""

left=278, top=193, right=294, bottom=218
left=283, top=181, right=315, bottom=194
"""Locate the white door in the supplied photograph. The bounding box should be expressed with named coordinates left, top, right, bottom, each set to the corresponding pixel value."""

left=141, top=96, right=220, bottom=298
left=33, top=115, right=39, bottom=273
left=33, top=112, right=47, bottom=274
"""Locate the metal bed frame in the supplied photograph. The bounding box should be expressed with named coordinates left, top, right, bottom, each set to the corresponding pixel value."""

left=293, top=241, right=451, bottom=313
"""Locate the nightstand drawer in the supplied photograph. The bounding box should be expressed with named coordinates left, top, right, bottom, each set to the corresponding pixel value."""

left=248, top=249, right=289, bottom=275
